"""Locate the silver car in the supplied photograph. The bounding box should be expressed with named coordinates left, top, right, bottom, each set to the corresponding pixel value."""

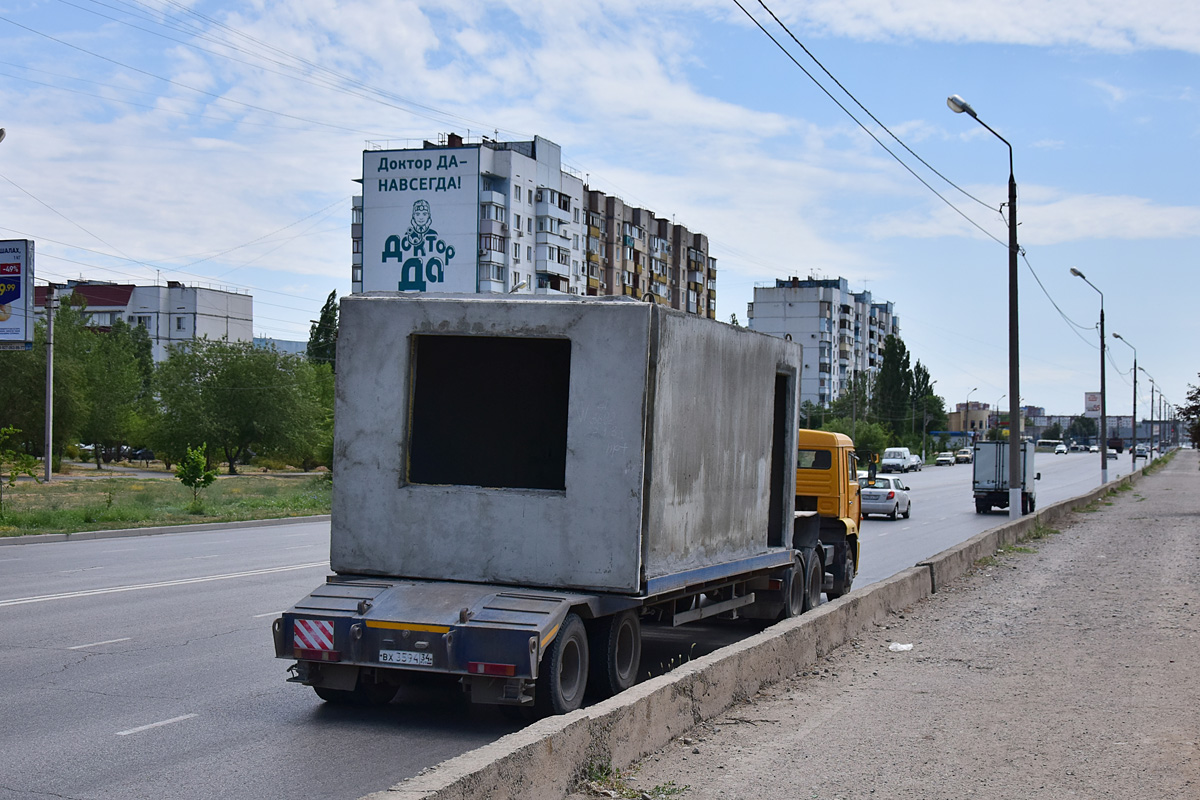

left=858, top=475, right=911, bottom=520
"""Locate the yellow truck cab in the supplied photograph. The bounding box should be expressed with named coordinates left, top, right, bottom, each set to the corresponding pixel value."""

left=794, top=429, right=860, bottom=599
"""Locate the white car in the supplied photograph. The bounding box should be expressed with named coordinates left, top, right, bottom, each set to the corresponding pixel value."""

left=935, top=451, right=955, bottom=466
left=858, top=475, right=911, bottom=520
left=1054, top=443, right=1068, bottom=455
left=1089, top=445, right=1099, bottom=453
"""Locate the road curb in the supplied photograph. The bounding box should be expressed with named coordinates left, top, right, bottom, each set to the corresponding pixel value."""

left=0, top=515, right=331, bottom=546
left=362, top=465, right=1153, bottom=800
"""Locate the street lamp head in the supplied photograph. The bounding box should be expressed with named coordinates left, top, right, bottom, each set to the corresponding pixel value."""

left=0, top=128, right=6, bottom=144
left=1069, top=267, right=1085, bottom=278
left=946, top=94, right=977, bottom=117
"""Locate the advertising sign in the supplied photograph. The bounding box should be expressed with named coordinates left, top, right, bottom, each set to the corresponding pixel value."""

left=0, top=239, right=34, bottom=350
left=1084, top=391, right=1101, bottom=418
left=361, top=148, right=480, bottom=294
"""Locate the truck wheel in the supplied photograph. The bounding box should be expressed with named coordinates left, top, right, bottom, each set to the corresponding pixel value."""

left=313, top=673, right=398, bottom=706
left=536, top=613, right=588, bottom=715
left=1021, top=494, right=1030, bottom=515
left=587, top=610, right=642, bottom=697
left=826, top=548, right=855, bottom=600
left=803, top=552, right=823, bottom=611
left=779, top=558, right=805, bottom=619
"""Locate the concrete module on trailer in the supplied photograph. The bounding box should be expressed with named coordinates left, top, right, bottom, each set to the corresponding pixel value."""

left=273, top=294, right=860, bottom=714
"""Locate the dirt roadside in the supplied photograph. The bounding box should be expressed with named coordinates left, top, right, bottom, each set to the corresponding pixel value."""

left=567, top=449, right=1200, bottom=800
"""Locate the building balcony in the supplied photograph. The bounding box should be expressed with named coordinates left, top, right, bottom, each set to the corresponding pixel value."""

left=480, top=218, right=508, bottom=238
left=535, top=201, right=571, bottom=223
left=480, top=190, right=507, bottom=207
left=536, top=258, right=569, bottom=278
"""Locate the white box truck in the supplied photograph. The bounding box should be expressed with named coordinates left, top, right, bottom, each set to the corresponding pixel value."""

left=972, top=439, right=1039, bottom=514
left=273, top=294, right=858, bottom=714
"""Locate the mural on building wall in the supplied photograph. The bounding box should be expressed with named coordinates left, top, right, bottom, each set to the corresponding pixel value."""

left=361, top=148, right=479, bottom=294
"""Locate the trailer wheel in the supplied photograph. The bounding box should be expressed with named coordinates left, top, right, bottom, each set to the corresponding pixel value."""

left=802, top=552, right=823, bottom=612
left=536, top=613, right=588, bottom=715
left=313, top=672, right=398, bottom=706
left=779, top=558, right=805, bottom=619
left=588, top=610, right=642, bottom=697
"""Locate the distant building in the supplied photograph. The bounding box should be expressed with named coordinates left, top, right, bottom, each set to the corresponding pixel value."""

left=352, top=133, right=716, bottom=317
left=746, top=277, right=899, bottom=406
left=34, top=280, right=253, bottom=361
left=254, top=337, right=306, bottom=356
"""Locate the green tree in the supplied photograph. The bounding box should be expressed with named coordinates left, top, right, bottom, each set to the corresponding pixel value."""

left=175, top=443, right=217, bottom=505
left=77, top=319, right=144, bottom=469
left=152, top=339, right=321, bottom=474
left=0, top=301, right=91, bottom=467
left=819, top=417, right=890, bottom=467
left=1066, top=415, right=1098, bottom=441
left=873, top=335, right=912, bottom=436
left=0, top=425, right=39, bottom=517
left=1043, top=422, right=1064, bottom=441
left=1178, top=381, right=1200, bottom=448
left=307, top=290, right=339, bottom=371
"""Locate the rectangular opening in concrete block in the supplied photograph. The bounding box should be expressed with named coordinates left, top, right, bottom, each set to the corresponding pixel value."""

left=767, top=372, right=793, bottom=547
left=408, top=334, right=571, bottom=490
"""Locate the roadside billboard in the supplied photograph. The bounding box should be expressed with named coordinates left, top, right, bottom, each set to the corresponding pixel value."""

left=1084, top=391, right=1101, bottom=418
left=360, top=148, right=479, bottom=294
left=0, top=239, right=34, bottom=350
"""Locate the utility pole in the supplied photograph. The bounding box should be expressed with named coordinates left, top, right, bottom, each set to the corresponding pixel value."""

left=43, top=285, right=56, bottom=482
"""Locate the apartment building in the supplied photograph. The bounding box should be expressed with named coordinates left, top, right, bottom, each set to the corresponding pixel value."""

left=583, top=191, right=717, bottom=318
left=34, top=280, right=253, bottom=361
left=353, top=133, right=717, bottom=317
left=355, top=133, right=586, bottom=297
left=746, top=276, right=899, bottom=406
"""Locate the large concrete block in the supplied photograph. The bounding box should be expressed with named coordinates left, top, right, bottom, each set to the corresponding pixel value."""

left=331, top=294, right=803, bottom=594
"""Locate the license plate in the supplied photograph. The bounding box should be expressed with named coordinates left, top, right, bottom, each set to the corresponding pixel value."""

left=378, top=649, right=433, bottom=666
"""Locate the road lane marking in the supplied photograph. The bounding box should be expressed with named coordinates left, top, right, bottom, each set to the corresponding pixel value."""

left=101, top=548, right=136, bottom=554
left=189, top=555, right=220, bottom=560
left=116, top=714, right=197, bottom=736
left=69, top=637, right=132, bottom=650
left=253, top=611, right=284, bottom=618
left=284, top=545, right=315, bottom=550
left=0, top=562, right=329, bottom=608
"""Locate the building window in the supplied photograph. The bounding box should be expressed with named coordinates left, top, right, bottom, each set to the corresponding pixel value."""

left=513, top=243, right=520, bottom=260
left=514, top=186, right=521, bottom=202
left=574, top=208, right=580, bottom=223
left=527, top=218, right=533, bottom=233
left=175, top=316, right=184, bottom=331
left=526, top=246, right=532, bottom=261
left=514, top=213, right=521, bottom=229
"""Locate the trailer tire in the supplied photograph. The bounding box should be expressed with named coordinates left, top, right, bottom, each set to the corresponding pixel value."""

left=588, top=610, right=642, bottom=697
left=779, top=558, right=805, bottom=619
left=536, top=613, right=589, bottom=715
left=803, top=552, right=823, bottom=612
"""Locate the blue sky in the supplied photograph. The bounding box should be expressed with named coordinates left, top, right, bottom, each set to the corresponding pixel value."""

left=1, top=0, right=1196, bottom=420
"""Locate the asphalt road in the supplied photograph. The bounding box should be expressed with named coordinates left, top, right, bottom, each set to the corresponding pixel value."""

left=0, top=520, right=522, bottom=800
left=0, top=450, right=1142, bottom=800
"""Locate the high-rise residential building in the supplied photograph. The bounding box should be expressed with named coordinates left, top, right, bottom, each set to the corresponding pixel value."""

left=33, top=280, right=253, bottom=361
left=747, top=276, right=899, bottom=407
left=352, top=133, right=716, bottom=317
left=583, top=190, right=717, bottom=318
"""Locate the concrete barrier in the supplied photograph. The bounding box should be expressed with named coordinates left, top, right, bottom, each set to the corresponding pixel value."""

left=364, top=566, right=933, bottom=800
left=0, top=514, right=331, bottom=547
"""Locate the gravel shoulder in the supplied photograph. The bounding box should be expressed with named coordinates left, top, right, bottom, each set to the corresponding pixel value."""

left=570, top=450, right=1200, bottom=800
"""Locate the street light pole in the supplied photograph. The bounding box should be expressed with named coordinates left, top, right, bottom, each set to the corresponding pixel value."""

left=948, top=95, right=1022, bottom=517
left=994, top=394, right=1006, bottom=437
left=1070, top=268, right=1107, bottom=485
left=965, top=386, right=978, bottom=444
left=1112, top=332, right=1136, bottom=468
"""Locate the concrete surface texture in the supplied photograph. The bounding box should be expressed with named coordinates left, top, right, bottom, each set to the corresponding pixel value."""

left=331, top=293, right=802, bottom=592
left=571, top=449, right=1199, bottom=799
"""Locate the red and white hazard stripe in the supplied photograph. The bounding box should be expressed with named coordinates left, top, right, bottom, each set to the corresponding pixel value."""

left=293, top=618, right=335, bottom=651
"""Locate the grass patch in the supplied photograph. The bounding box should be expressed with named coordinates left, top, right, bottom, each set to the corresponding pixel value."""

left=1025, top=522, right=1059, bottom=541
left=578, top=762, right=688, bottom=799
left=0, top=475, right=331, bottom=537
